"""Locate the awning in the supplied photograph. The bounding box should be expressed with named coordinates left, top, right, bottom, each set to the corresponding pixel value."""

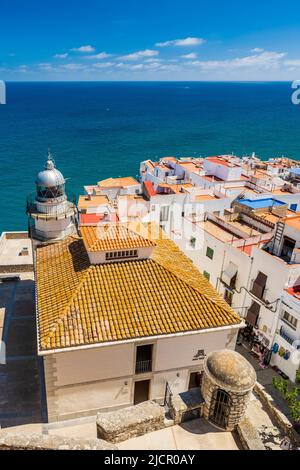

left=221, top=262, right=238, bottom=287
left=246, top=301, right=261, bottom=327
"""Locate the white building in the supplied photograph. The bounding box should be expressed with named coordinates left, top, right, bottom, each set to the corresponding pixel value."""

left=245, top=216, right=300, bottom=381
left=34, top=222, right=242, bottom=422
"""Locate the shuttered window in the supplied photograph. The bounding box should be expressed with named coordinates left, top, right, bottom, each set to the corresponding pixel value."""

left=251, top=271, right=267, bottom=300
left=206, top=247, right=214, bottom=260
left=246, top=301, right=260, bottom=327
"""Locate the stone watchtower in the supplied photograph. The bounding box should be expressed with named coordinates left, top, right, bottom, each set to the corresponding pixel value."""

left=201, top=349, right=256, bottom=431
left=26, top=151, right=77, bottom=244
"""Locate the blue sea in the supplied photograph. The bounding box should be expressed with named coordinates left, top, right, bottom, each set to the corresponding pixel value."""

left=0, top=81, right=300, bottom=233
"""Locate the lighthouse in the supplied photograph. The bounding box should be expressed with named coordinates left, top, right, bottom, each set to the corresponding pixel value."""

left=27, top=151, right=77, bottom=243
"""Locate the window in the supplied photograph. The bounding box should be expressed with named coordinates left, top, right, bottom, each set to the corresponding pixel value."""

left=290, top=204, right=298, bottom=212
left=281, top=237, right=296, bottom=262
left=246, top=301, right=260, bottom=327
left=135, top=345, right=152, bottom=374
left=251, top=271, right=267, bottom=300
left=282, top=311, right=298, bottom=330
left=206, top=247, right=214, bottom=260
left=188, top=372, right=203, bottom=390
left=105, top=250, right=138, bottom=261
left=203, top=271, right=210, bottom=281
left=190, top=237, right=196, bottom=248
left=160, top=206, right=170, bottom=222
left=224, top=289, right=233, bottom=306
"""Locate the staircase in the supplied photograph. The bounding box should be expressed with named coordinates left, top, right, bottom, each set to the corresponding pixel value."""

left=272, top=220, right=285, bottom=255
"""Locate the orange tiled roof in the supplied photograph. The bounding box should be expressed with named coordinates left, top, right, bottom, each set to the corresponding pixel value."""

left=80, top=224, right=156, bottom=252
left=35, top=225, right=241, bottom=352
left=98, top=176, right=139, bottom=188
left=157, top=183, right=193, bottom=194
left=283, top=215, right=300, bottom=230
left=78, top=195, right=109, bottom=209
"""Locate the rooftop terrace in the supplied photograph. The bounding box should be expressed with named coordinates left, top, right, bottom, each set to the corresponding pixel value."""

left=238, top=198, right=286, bottom=210
left=0, top=232, right=33, bottom=270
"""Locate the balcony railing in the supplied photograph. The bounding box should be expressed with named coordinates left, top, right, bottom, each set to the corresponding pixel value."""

left=26, top=191, right=77, bottom=219
left=135, top=360, right=152, bottom=375
left=28, top=225, right=76, bottom=241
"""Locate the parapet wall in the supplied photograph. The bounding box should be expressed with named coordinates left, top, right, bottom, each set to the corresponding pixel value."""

left=0, top=264, right=33, bottom=273
left=97, top=401, right=165, bottom=443
left=0, top=432, right=117, bottom=450
left=254, top=383, right=300, bottom=447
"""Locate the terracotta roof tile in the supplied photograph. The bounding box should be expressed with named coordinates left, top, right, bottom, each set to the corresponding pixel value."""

left=98, top=177, right=139, bottom=188
left=80, top=224, right=156, bottom=252
left=35, top=224, right=241, bottom=352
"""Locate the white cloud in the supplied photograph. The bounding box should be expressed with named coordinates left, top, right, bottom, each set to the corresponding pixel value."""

left=113, top=62, right=157, bottom=71
left=83, top=52, right=111, bottom=60
left=285, top=60, right=300, bottom=67
left=181, top=53, right=198, bottom=59
left=54, top=53, right=68, bottom=59
left=71, top=45, right=95, bottom=52
left=251, top=48, right=264, bottom=53
left=144, top=61, right=161, bottom=69
left=156, top=37, right=205, bottom=47
left=61, top=63, right=87, bottom=70
left=17, top=65, right=29, bottom=72
left=92, top=62, right=115, bottom=68
left=144, top=58, right=162, bottom=63
left=39, top=63, right=55, bottom=71
left=118, top=49, right=159, bottom=61
left=187, top=50, right=286, bottom=71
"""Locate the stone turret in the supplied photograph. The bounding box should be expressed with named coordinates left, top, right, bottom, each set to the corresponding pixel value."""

left=201, top=349, right=256, bottom=431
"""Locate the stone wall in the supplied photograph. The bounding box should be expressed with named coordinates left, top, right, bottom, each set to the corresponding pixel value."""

left=97, top=400, right=165, bottom=443
left=254, top=383, right=300, bottom=447
left=5, top=232, right=29, bottom=240
left=236, top=417, right=266, bottom=450
left=0, top=264, right=33, bottom=273
left=170, top=388, right=204, bottom=425
left=0, top=432, right=117, bottom=450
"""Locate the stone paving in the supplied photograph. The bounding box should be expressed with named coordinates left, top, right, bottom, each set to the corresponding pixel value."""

left=118, top=419, right=241, bottom=450
left=0, top=275, right=45, bottom=428
left=236, top=343, right=292, bottom=420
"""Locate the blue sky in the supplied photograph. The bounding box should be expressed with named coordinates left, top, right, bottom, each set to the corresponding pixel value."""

left=1, top=0, right=300, bottom=81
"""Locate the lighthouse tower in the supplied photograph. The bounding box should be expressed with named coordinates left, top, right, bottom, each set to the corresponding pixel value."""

left=27, top=151, right=77, bottom=243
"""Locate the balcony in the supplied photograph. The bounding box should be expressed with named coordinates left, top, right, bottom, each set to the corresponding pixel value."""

left=135, top=360, right=152, bottom=375
left=26, top=191, right=77, bottom=220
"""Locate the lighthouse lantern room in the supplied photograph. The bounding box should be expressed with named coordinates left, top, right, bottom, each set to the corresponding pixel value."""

left=27, top=151, right=77, bottom=243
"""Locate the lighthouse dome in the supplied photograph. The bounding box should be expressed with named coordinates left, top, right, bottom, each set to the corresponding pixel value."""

left=35, top=154, right=65, bottom=188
